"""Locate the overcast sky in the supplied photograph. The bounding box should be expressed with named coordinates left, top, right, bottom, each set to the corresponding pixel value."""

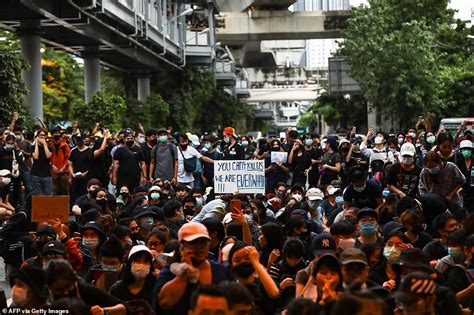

left=350, top=0, right=473, bottom=21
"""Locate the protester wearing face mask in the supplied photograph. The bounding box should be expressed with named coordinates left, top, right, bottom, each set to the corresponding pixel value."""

left=139, top=128, right=157, bottom=181
left=459, top=140, right=474, bottom=212
left=49, top=127, right=70, bottom=196
left=79, top=222, right=107, bottom=278
left=319, top=186, right=341, bottom=223
left=436, top=132, right=468, bottom=175
left=133, top=206, right=158, bottom=240
left=399, top=208, right=432, bottom=249
left=361, top=128, right=394, bottom=177
left=163, top=199, right=185, bottom=236
left=435, top=229, right=467, bottom=274
left=176, top=134, right=214, bottom=188
left=112, top=131, right=147, bottom=192
left=0, top=133, right=25, bottom=207
left=355, top=208, right=382, bottom=248
left=240, top=135, right=255, bottom=160
left=69, top=132, right=94, bottom=207
left=419, top=151, right=465, bottom=206
left=344, top=167, right=383, bottom=210
left=109, top=245, right=157, bottom=310
left=228, top=242, right=279, bottom=314
left=305, top=188, right=324, bottom=225
left=148, top=185, right=163, bottom=206
left=71, top=178, right=102, bottom=216
left=368, top=230, right=410, bottom=291
left=150, top=128, right=178, bottom=186
left=47, top=260, right=127, bottom=314
left=264, top=139, right=290, bottom=193
left=386, top=143, right=422, bottom=199
left=85, top=236, right=125, bottom=290
left=10, top=265, right=48, bottom=310
left=222, top=127, right=245, bottom=160
left=330, top=221, right=356, bottom=253
left=31, top=128, right=53, bottom=195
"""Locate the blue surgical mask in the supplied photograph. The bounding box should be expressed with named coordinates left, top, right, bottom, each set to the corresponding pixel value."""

left=305, top=139, right=313, bottom=146
left=5, top=144, right=14, bottom=150
left=224, top=137, right=230, bottom=144
left=335, top=196, right=344, bottom=204
left=360, top=222, right=377, bottom=236
left=195, top=198, right=203, bottom=208
left=204, top=143, right=212, bottom=150
left=140, top=217, right=154, bottom=229
left=14, top=135, right=21, bottom=141
left=150, top=192, right=160, bottom=200
left=82, top=239, right=99, bottom=250
left=426, top=136, right=436, bottom=144
left=159, top=136, right=168, bottom=143
left=241, top=140, right=249, bottom=147
left=383, top=246, right=401, bottom=264
left=448, top=247, right=464, bottom=262
left=138, top=137, right=146, bottom=145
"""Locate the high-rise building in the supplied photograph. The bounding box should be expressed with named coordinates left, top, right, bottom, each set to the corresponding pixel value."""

left=294, top=0, right=349, bottom=68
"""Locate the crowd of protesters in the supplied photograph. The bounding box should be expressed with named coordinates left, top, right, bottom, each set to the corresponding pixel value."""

left=0, top=111, right=473, bottom=315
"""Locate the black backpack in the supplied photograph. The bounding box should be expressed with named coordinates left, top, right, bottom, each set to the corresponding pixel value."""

left=179, top=148, right=197, bottom=173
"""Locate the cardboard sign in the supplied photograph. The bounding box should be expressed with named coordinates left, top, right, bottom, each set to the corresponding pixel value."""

left=31, top=195, right=69, bottom=223
left=271, top=152, right=288, bottom=164
left=214, top=160, right=265, bottom=194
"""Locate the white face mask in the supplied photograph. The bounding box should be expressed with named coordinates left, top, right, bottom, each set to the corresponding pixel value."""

left=131, top=262, right=150, bottom=280
left=374, top=136, right=383, bottom=145
left=291, top=194, right=303, bottom=203
left=402, top=156, right=414, bottom=165
left=12, top=285, right=28, bottom=307
left=353, top=183, right=366, bottom=193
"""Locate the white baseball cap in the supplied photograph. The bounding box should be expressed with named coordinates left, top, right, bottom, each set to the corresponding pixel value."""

left=400, top=143, right=416, bottom=157
left=306, top=188, right=324, bottom=201
left=459, top=140, right=473, bottom=149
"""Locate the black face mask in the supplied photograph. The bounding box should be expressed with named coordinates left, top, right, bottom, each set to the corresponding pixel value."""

left=180, top=144, right=188, bottom=150
left=150, top=139, right=157, bottom=146
left=96, top=199, right=107, bottom=209
left=76, top=139, right=84, bottom=146
left=125, top=140, right=134, bottom=147
left=232, top=262, right=255, bottom=279
left=53, top=135, right=61, bottom=141
left=297, top=230, right=309, bottom=241
left=120, top=192, right=130, bottom=199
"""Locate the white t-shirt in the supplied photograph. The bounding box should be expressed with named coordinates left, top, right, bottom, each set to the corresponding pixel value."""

left=177, top=146, right=202, bottom=183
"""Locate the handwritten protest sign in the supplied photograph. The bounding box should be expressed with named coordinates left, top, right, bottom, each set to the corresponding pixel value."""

left=31, top=195, right=69, bottom=223
left=271, top=152, right=288, bottom=164
left=214, top=160, right=265, bottom=194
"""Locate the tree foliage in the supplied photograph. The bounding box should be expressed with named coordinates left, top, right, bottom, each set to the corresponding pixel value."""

left=299, top=90, right=367, bottom=131
left=42, top=48, right=84, bottom=124
left=72, top=91, right=125, bottom=131
left=121, top=93, right=169, bottom=130
left=339, top=0, right=473, bottom=129
left=0, top=48, right=29, bottom=126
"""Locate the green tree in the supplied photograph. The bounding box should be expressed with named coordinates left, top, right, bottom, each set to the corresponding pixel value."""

left=72, top=91, right=125, bottom=130
left=299, top=90, right=367, bottom=131
left=121, top=92, right=169, bottom=129
left=339, top=0, right=472, bottom=129
left=42, top=48, right=84, bottom=124
left=0, top=48, right=29, bottom=126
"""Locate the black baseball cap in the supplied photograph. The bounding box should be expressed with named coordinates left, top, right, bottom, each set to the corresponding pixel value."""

left=42, top=240, right=67, bottom=255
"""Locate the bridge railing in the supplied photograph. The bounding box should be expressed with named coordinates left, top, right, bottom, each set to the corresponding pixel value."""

left=186, top=30, right=209, bottom=46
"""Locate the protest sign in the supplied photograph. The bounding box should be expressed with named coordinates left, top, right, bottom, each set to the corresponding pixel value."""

left=214, top=160, right=265, bottom=194
left=31, top=195, right=69, bottom=223
left=271, top=152, right=288, bottom=164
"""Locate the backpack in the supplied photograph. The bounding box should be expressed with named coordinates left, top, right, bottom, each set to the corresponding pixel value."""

left=179, top=148, right=197, bottom=173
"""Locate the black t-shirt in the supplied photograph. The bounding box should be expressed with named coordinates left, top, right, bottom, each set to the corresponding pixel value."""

left=109, top=279, right=155, bottom=305
left=69, top=147, right=93, bottom=173
left=114, top=146, right=144, bottom=182
left=320, top=151, right=341, bottom=185
left=222, top=142, right=245, bottom=160
left=140, top=143, right=153, bottom=166
left=446, top=264, right=474, bottom=309
left=386, top=163, right=422, bottom=197
left=31, top=145, right=52, bottom=177
left=343, top=179, right=382, bottom=209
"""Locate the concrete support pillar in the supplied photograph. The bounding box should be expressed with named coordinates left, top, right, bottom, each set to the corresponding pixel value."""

left=137, top=75, right=151, bottom=102
left=367, top=102, right=378, bottom=131
left=83, top=47, right=101, bottom=103
left=19, top=21, right=43, bottom=119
